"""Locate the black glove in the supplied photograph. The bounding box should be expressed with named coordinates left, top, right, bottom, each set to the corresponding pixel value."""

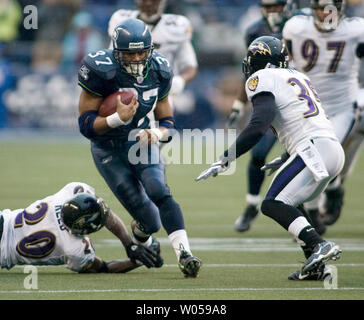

left=126, top=242, right=158, bottom=268
left=226, top=99, right=245, bottom=128
left=227, top=109, right=240, bottom=128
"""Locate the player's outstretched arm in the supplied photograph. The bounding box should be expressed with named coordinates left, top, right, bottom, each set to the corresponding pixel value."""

left=104, top=209, right=159, bottom=268
left=104, top=209, right=133, bottom=249
left=80, top=256, right=140, bottom=274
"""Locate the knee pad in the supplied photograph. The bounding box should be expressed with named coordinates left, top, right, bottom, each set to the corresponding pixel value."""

left=261, top=199, right=279, bottom=219
left=144, top=178, right=171, bottom=204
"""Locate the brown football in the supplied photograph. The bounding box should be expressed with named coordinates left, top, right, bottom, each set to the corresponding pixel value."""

left=98, top=91, right=135, bottom=117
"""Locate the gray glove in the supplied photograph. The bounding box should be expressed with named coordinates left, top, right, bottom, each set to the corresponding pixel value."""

left=261, top=152, right=289, bottom=176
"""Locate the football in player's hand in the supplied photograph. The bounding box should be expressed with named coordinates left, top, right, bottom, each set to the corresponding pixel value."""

left=98, top=91, right=135, bottom=117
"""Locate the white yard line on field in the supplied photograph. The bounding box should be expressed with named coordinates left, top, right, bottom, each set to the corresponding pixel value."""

left=1, top=287, right=364, bottom=294
left=95, top=237, right=364, bottom=252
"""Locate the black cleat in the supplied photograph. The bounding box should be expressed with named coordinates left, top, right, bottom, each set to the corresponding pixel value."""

left=178, top=244, right=202, bottom=278
left=301, top=241, right=341, bottom=274
left=288, top=263, right=332, bottom=281
left=307, top=209, right=326, bottom=235
left=322, top=186, right=344, bottom=226
left=234, top=204, right=259, bottom=232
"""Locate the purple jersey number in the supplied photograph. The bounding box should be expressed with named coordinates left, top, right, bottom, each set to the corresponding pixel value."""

left=14, top=202, right=57, bottom=258
left=288, top=77, right=320, bottom=118
left=16, top=230, right=56, bottom=258
left=301, top=39, right=345, bottom=73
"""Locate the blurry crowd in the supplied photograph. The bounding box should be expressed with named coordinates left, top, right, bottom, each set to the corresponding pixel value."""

left=0, top=0, right=364, bottom=130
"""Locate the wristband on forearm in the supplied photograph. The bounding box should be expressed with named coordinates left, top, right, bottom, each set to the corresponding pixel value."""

left=106, top=112, right=132, bottom=128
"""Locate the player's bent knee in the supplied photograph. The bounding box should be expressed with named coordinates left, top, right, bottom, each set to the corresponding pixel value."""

left=145, top=181, right=171, bottom=204
left=261, top=199, right=279, bottom=218
left=142, top=219, right=161, bottom=235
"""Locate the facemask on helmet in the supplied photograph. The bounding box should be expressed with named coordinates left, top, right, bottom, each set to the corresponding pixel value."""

left=61, top=193, right=109, bottom=236
left=242, top=36, right=289, bottom=79
left=135, top=0, right=167, bottom=24
left=260, top=0, right=289, bottom=32
left=112, top=18, right=154, bottom=78
left=311, top=0, right=346, bottom=32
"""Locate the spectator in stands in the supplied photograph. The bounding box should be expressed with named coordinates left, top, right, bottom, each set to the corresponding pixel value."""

left=61, top=11, right=105, bottom=71
left=0, top=0, right=22, bottom=43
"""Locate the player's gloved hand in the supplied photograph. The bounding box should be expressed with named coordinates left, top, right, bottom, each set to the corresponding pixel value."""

left=226, top=99, right=245, bottom=128
left=136, top=128, right=163, bottom=145
left=195, top=156, right=229, bottom=181
left=170, top=75, right=186, bottom=95
left=126, top=242, right=158, bottom=268
left=260, top=152, right=290, bottom=176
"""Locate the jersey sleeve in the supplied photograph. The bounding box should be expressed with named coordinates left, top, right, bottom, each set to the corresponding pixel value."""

left=245, top=69, right=276, bottom=101
left=78, top=51, right=117, bottom=98
left=282, top=18, right=293, bottom=41
left=65, top=236, right=96, bottom=273
left=354, top=18, right=364, bottom=57
left=78, top=61, right=106, bottom=97
left=153, top=53, right=174, bottom=100
left=174, top=41, right=198, bottom=72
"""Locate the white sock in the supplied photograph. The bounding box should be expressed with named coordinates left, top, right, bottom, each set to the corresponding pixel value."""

left=132, top=235, right=152, bottom=247
left=246, top=194, right=261, bottom=207
left=168, top=229, right=191, bottom=260
left=288, top=216, right=311, bottom=238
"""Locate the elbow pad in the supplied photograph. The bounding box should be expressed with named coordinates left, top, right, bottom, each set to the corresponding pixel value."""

left=78, top=110, right=98, bottom=139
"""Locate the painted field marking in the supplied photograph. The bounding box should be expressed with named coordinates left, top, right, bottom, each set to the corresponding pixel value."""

left=1, top=287, right=364, bottom=294
left=13, top=263, right=364, bottom=269
left=96, top=238, right=364, bottom=252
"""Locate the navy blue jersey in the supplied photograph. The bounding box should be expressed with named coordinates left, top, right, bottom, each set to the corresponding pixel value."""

left=245, top=19, right=283, bottom=48
left=78, top=49, right=173, bottom=141
left=245, top=9, right=311, bottom=48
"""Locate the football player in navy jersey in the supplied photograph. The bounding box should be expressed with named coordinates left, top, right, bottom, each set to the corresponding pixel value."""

left=77, top=18, right=201, bottom=278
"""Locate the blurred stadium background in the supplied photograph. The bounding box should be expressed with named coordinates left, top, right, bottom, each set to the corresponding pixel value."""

left=1, top=0, right=364, bottom=300
left=1, top=0, right=363, bottom=133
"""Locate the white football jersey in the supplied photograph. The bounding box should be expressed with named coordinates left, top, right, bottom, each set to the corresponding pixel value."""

left=245, top=67, right=337, bottom=155
left=108, top=10, right=198, bottom=75
left=283, top=15, right=364, bottom=117
left=0, top=182, right=96, bottom=272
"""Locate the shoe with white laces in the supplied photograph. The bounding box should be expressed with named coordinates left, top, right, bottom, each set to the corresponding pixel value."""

left=301, top=241, right=341, bottom=274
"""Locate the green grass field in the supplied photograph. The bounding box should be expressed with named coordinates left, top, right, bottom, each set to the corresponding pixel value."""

left=0, top=136, right=364, bottom=300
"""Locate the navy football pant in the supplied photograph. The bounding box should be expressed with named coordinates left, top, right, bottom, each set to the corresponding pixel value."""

left=91, top=140, right=185, bottom=235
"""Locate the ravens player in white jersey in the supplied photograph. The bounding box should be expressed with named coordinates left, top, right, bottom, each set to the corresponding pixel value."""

left=283, top=0, right=364, bottom=231
left=0, top=182, right=159, bottom=273
left=197, top=36, right=343, bottom=280
left=108, top=0, right=198, bottom=97
left=229, top=0, right=302, bottom=233
left=78, top=18, right=201, bottom=278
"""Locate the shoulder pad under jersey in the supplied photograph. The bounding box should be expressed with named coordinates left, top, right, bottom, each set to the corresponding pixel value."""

left=159, top=14, right=194, bottom=41
left=108, top=9, right=139, bottom=37
left=150, top=51, right=173, bottom=80
left=81, top=49, right=118, bottom=80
